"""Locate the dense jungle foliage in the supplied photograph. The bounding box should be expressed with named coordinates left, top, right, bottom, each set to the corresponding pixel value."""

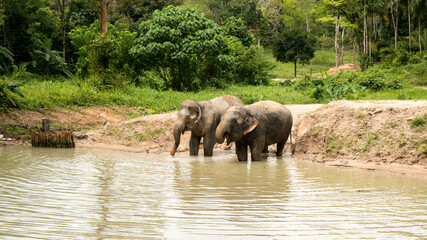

left=0, top=0, right=426, bottom=110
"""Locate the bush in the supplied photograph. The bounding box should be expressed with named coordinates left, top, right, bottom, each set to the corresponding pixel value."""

left=226, top=37, right=273, bottom=85
left=0, top=78, right=25, bottom=109
left=289, top=66, right=405, bottom=101
left=378, top=47, right=423, bottom=68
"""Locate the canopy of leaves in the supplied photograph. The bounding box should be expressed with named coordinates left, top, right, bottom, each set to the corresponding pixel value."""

left=69, top=20, right=137, bottom=79
left=111, top=0, right=182, bottom=32
left=222, top=17, right=254, bottom=47
left=273, top=30, right=316, bottom=64
left=131, top=5, right=233, bottom=91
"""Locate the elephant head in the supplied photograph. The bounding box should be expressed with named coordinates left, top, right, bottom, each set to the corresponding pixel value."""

left=216, top=107, right=259, bottom=146
left=170, top=100, right=202, bottom=156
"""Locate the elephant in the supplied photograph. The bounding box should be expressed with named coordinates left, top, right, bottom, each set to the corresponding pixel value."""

left=170, top=95, right=244, bottom=156
left=216, top=100, right=293, bottom=161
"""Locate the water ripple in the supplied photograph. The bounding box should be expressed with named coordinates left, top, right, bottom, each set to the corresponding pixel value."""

left=0, top=146, right=426, bottom=239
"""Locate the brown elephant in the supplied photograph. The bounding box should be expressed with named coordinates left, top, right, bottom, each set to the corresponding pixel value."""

left=216, top=100, right=293, bottom=161
left=170, top=95, right=244, bottom=156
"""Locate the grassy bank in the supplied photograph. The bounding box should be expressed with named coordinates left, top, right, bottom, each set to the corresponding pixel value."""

left=1, top=49, right=426, bottom=113
left=13, top=76, right=427, bottom=114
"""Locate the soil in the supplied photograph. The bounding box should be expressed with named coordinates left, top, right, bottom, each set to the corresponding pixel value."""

left=1, top=100, right=426, bottom=178
left=325, top=63, right=360, bottom=75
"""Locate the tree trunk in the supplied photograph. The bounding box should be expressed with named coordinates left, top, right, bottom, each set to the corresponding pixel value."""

left=305, top=13, right=310, bottom=34
left=393, top=0, right=399, bottom=49
left=60, top=0, right=66, bottom=61
left=353, top=37, right=356, bottom=63
left=419, top=18, right=422, bottom=53
left=369, top=35, right=372, bottom=61
left=335, top=16, right=340, bottom=67
left=294, top=60, right=297, bottom=77
left=408, top=0, right=411, bottom=52
left=100, top=0, right=107, bottom=34
left=341, top=27, right=345, bottom=65
left=363, top=0, right=367, bottom=54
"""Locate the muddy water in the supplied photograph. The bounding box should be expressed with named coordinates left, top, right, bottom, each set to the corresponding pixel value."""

left=0, top=147, right=426, bottom=239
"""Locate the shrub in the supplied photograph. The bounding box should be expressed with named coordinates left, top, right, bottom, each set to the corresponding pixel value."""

left=226, top=36, right=273, bottom=85
left=0, top=79, right=24, bottom=109
left=411, top=115, right=426, bottom=131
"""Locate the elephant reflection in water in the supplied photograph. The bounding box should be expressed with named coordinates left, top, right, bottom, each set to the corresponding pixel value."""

left=172, top=158, right=291, bottom=215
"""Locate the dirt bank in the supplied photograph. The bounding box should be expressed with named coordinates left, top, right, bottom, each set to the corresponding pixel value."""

left=293, top=100, right=427, bottom=177
left=1, top=101, right=426, bottom=177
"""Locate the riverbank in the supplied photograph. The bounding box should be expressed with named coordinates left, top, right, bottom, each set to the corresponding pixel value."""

left=1, top=100, right=426, bottom=177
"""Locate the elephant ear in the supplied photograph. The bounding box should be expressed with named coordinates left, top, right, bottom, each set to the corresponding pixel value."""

left=243, top=113, right=259, bottom=135
left=194, top=105, right=202, bottom=124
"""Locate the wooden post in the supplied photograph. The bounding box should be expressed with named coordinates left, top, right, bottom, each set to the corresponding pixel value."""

left=42, top=119, right=50, bottom=133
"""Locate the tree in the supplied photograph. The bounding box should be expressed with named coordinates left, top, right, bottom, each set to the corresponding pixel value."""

left=111, top=0, right=182, bottom=32
left=69, top=20, right=136, bottom=78
left=410, top=0, right=426, bottom=52
left=130, top=5, right=233, bottom=91
left=272, top=29, right=316, bottom=77
left=202, top=0, right=268, bottom=44
left=51, top=0, right=71, bottom=61
left=0, top=0, right=63, bottom=74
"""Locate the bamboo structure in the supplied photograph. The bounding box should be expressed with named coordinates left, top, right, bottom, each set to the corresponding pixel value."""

left=31, top=119, right=75, bottom=148
left=31, top=131, right=75, bottom=148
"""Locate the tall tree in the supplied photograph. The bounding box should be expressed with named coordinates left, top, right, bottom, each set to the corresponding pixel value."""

left=408, top=0, right=411, bottom=51
left=52, top=0, right=71, bottom=60
left=390, top=0, right=399, bottom=49
left=272, top=29, right=316, bottom=77
left=410, top=0, right=425, bottom=52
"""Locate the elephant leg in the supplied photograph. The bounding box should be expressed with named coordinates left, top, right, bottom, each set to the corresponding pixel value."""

left=263, top=145, right=268, bottom=153
left=250, top=145, right=263, bottom=161
left=276, top=140, right=285, bottom=156
left=203, top=128, right=216, bottom=157
left=236, top=142, right=248, bottom=161
left=277, top=134, right=290, bottom=156
left=189, top=134, right=201, bottom=156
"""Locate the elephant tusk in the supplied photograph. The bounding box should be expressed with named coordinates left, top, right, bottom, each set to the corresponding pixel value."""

left=224, top=132, right=231, bottom=146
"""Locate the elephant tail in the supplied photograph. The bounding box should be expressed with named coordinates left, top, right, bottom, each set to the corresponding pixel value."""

left=290, top=130, right=295, bottom=156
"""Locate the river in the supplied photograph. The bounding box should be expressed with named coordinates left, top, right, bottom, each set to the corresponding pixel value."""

left=0, top=146, right=426, bottom=239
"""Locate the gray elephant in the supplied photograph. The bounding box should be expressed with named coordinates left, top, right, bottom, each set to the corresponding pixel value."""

left=216, top=100, right=293, bottom=161
left=170, top=95, right=244, bottom=156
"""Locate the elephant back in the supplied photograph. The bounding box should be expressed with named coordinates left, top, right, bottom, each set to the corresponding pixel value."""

left=209, top=95, right=244, bottom=116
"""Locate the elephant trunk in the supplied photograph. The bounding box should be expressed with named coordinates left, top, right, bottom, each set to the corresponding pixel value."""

left=171, top=119, right=186, bottom=156
left=216, top=122, right=230, bottom=144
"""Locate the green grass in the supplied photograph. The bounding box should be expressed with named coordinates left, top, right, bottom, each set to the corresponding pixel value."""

left=3, top=49, right=426, bottom=113
left=263, top=47, right=355, bottom=78
left=8, top=75, right=426, bottom=114
left=359, top=88, right=427, bottom=100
